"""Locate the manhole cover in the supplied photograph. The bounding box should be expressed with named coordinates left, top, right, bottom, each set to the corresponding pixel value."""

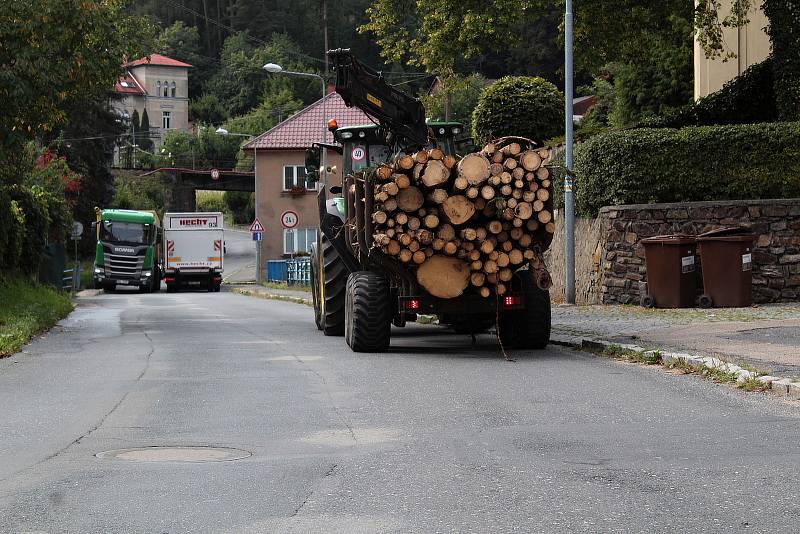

left=96, top=446, right=251, bottom=463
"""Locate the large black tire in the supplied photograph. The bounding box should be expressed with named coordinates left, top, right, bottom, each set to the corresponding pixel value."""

left=320, top=234, right=347, bottom=336
left=499, top=273, right=551, bottom=349
left=345, top=271, right=392, bottom=353
left=310, top=243, right=323, bottom=330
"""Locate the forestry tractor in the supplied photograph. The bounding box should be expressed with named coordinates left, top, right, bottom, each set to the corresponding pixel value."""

left=306, top=49, right=553, bottom=353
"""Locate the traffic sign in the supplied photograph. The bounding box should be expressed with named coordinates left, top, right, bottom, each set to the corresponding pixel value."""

left=351, top=146, right=366, bottom=162
left=210, top=168, right=220, bottom=181
left=281, top=210, right=299, bottom=229
left=70, top=221, right=84, bottom=240
left=249, top=218, right=264, bottom=232
left=252, top=232, right=263, bottom=241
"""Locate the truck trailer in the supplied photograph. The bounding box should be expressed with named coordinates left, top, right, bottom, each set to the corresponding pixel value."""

left=307, top=50, right=552, bottom=353
left=163, top=212, right=225, bottom=292
left=92, top=208, right=163, bottom=293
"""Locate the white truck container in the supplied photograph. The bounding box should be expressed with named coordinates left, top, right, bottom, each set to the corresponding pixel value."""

left=163, top=212, right=224, bottom=292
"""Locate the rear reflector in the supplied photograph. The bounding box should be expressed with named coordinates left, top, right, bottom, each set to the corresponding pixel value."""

left=165, top=277, right=175, bottom=283
left=402, top=298, right=420, bottom=310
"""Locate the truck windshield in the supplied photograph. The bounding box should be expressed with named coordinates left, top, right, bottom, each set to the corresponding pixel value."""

left=100, top=221, right=149, bottom=245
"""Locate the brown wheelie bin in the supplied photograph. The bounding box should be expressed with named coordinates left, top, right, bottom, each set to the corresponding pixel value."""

left=696, top=227, right=755, bottom=308
left=640, top=235, right=698, bottom=308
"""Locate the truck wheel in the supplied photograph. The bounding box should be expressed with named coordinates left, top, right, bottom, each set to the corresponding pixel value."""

left=499, top=273, right=551, bottom=350
left=345, top=272, right=392, bottom=353
left=310, top=243, right=323, bottom=330
left=320, top=234, right=346, bottom=336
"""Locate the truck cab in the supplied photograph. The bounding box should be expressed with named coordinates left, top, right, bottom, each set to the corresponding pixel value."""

left=92, top=209, right=162, bottom=293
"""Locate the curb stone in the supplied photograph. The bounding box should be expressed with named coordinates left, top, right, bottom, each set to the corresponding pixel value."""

left=550, top=334, right=800, bottom=398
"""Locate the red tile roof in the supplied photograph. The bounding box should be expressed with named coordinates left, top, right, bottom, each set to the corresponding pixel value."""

left=244, top=92, right=372, bottom=151
left=126, top=53, right=193, bottom=68
left=114, top=70, right=145, bottom=95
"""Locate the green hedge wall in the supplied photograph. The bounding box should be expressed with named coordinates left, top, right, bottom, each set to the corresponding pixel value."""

left=0, top=185, right=68, bottom=274
left=640, top=58, right=777, bottom=128
left=573, top=122, right=800, bottom=217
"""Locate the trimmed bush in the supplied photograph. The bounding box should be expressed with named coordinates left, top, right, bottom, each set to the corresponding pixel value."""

left=472, top=76, right=564, bottom=144
left=641, top=58, right=777, bottom=128
left=574, top=122, right=800, bottom=217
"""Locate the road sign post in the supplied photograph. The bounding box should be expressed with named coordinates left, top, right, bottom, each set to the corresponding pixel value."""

left=250, top=218, right=265, bottom=282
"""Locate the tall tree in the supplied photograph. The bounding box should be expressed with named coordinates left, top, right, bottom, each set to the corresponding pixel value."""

left=0, top=0, right=153, bottom=184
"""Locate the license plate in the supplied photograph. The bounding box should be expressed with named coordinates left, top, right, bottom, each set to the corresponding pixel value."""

left=188, top=281, right=201, bottom=285
left=119, top=280, right=130, bottom=285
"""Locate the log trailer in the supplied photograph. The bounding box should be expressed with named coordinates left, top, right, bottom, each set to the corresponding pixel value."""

left=307, top=49, right=552, bottom=353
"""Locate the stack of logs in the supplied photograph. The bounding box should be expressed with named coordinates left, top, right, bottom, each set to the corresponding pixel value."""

left=368, top=139, right=553, bottom=299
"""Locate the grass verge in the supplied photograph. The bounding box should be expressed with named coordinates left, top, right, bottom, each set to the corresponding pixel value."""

left=596, top=344, right=770, bottom=393
left=0, top=276, right=73, bottom=357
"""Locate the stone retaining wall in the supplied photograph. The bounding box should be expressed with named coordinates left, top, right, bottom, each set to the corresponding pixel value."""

left=598, top=199, right=800, bottom=304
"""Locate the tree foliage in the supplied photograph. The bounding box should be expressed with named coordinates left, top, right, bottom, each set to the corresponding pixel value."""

left=472, top=77, right=564, bottom=144
left=420, top=75, right=487, bottom=134
left=0, top=0, right=153, bottom=183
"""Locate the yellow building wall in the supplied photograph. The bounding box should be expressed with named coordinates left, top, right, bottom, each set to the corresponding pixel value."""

left=694, top=1, right=771, bottom=99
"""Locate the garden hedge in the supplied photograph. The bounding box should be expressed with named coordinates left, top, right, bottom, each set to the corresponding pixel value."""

left=641, top=58, right=777, bottom=128
left=472, top=76, right=564, bottom=144
left=0, top=184, right=67, bottom=274
left=573, top=121, right=800, bottom=217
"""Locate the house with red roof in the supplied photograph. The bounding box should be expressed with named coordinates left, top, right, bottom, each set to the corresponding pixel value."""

left=112, top=53, right=192, bottom=152
left=243, top=92, right=370, bottom=260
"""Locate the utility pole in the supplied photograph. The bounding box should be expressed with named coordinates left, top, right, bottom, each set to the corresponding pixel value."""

left=564, top=0, right=576, bottom=304
left=323, top=0, right=329, bottom=75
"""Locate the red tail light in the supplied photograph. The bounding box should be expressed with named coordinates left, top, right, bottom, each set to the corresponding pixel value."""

left=165, top=277, right=175, bottom=283
left=503, top=295, right=522, bottom=308
left=406, top=298, right=420, bottom=310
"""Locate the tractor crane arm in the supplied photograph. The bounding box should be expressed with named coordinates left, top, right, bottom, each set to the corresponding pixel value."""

left=327, top=48, right=429, bottom=150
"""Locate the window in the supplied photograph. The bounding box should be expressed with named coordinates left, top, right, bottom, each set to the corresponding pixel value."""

left=156, top=81, right=161, bottom=96
left=163, top=81, right=169, bottom=97
left=283, top=228, right=317, bottom=255
left=162, top=111, right=171, bottom=130
left=283, top=165, right=314, bottom=191
left=170, top=81, right=176, bottom=98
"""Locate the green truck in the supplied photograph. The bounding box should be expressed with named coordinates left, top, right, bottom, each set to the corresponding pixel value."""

left=92, top=208, right=163, bottom=292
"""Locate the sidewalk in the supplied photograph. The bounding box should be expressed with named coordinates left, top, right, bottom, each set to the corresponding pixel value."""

left=551, top=303, right=800, bottom=377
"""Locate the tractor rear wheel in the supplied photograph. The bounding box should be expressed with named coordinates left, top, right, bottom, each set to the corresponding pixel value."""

left=499, top=272, right=551, bottom=349
left=319, top=233, right=346, bottom=336
left=345, top=271, right=392, bottom=353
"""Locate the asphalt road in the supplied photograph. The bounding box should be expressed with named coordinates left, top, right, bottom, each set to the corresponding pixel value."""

left=223, top=229, right=257, bottom=283
left=1, top=291, right=800, bottom=533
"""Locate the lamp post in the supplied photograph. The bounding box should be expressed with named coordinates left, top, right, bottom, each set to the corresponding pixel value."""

left=216, top=127, right=260, bottom=282
left=564, top=0, right=576, bottom=304
left=262, top=63, right=328, bottom=192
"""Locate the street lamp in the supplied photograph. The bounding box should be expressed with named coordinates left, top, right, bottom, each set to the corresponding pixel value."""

left=262, top=62, right=328, bottom=191
left=215, top=127, right=253, bottom=138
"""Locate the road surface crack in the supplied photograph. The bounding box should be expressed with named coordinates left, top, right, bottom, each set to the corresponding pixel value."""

left=291, top=463, right=337, bottom=517
left=0, top=329, right=155, bottom=484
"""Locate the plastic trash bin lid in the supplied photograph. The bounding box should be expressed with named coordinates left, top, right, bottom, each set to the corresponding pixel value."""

left=640, top=234, right=696, bottom=245
left=697, top=226, right=754, bottom=241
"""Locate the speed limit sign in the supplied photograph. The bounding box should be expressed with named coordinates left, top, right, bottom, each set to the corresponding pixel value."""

left=351, top=146, right=366, bottom=162
left=281, top=209, right=299, bottom=229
